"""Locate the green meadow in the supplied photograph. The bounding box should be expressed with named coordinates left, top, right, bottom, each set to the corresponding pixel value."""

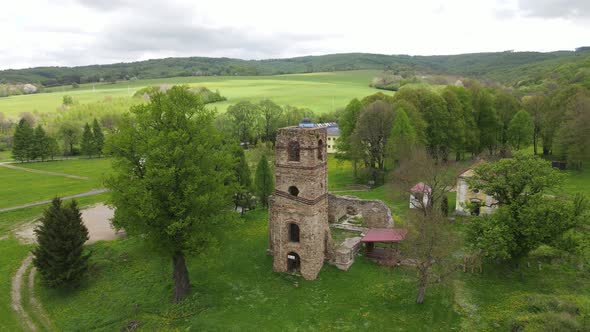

left=0, top=156, right=589, bottom=330
left=0, top=70, right=380, bottom=117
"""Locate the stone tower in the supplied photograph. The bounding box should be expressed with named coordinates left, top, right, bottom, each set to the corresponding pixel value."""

left=268, top=121, right=331, bottom=280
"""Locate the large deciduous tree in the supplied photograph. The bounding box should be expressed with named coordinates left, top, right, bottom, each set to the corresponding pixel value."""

left=507, top=110, right=533, bottom=150
left=227, top=101, right=261, bottom=148
left=522, top=95, right=547, bottom=155
left=394, top=149, right=458, bottom=304
left=33, top=198, right=90, bottom=288
left=386, top=108, right=416, bottom=167
left=258, top=99, right=282, bottom=144
left=106, top=86, right=236, bottom=303
left=465, top=153, right=584, bottom=260
left=554, top=90, right=590, bottom=170
left=336, top=98, right=363, bottom=176
left=352, top=100, right=395, bottom=182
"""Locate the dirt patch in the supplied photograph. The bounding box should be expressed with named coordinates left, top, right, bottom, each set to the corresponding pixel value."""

left=15, top=204, right=124, bottom=245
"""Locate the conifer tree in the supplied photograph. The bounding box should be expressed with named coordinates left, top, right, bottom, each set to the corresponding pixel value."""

left=32, top=125, right=50, bottom=161
left=81, top=123, right=95, bottom=158
left=92, top=118, right=104, bottom=157
left=12, top=118, right=33, bottom=162
left=234, top=147, right=254, bottom=214
left=33, top=198, right=90, bottom=288
left=255, top=154, right=274, bottom=208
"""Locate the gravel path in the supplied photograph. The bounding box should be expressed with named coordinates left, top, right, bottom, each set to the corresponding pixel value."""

left=0, top=189, right=109, bottom=213
left=0, top=163, right=89, bottom=180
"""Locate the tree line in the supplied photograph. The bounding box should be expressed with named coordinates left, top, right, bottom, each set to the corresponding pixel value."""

left=336, top=81, right=590, bottom=184
left=11, top=117, right=105, bottom=162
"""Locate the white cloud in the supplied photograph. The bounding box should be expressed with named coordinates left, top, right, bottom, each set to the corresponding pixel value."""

left=1, top=0, right=589, bottom=69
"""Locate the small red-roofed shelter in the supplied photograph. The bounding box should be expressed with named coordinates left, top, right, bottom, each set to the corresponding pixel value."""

left=361, top=228, right=407, bottom=261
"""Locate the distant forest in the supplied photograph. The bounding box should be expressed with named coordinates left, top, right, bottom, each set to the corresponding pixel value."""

left=1, top=49, right=590, bottom=89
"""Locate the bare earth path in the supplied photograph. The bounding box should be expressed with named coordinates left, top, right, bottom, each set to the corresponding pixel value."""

left=0, top=163, right=89, bottom=180
left=0, top=189, right=109, bottom=213
left=11, top=254, right=37, bottom=331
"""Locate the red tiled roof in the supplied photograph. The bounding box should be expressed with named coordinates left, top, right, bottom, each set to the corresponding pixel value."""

left=410, top=182, right=431, bottom=193
left=361, top=228, right=407, bottom=243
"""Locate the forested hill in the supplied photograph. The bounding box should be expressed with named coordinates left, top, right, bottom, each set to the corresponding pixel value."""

left=1, top=50, right=589, bottom=88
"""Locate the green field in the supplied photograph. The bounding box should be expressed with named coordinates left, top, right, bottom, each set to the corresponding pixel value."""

left=0, top=71, right=380, bottom=118
left=0, top=158, right=110, bottom=209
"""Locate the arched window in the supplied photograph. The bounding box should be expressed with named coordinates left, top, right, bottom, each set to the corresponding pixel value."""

left=288, top=186, right=299, bottom=197
left=317, top=139, right=323, bottom=160
left=289, top=223, right=300, bottom=242
left=288, top=141, right=300, bottom=161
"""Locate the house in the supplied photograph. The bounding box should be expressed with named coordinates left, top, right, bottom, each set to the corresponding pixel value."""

left=410, top=182, right=431, bottom=209
left=314, top=122, right=340, bottom=153
left=455, top=168, right=497, bottom=216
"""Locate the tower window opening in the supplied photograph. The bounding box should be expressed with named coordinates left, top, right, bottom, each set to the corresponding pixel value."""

left=288, top=186, right=299, bottom=197
left=317, top=139, right=323, bottom=160
left=288, top=141, right=300, bottom=161
left=289, top=223, right=300, bottom=242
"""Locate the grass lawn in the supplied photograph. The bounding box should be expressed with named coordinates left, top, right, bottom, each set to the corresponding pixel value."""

left=0, top=237, right=32, bottom=331
left=18, top=158, right=113, bottom=182
left=36, top=210, right=460, bottom=331
left=562, top=168, right=590, bottom=198
left=0, top=192, right=110, bottom=331
left=0, top=158, right=111, bottom=209
left=0, top=150, right=12, bottom=162
left=0, top=70, right=380, bottom=118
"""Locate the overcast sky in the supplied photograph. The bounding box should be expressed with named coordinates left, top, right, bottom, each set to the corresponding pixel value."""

left=1, top=0, right=589, bottom=70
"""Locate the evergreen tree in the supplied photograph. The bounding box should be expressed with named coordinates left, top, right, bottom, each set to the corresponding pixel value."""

left=12, top=118, right=33, bottom=162
left=508, top=110, right=533, bottom=150
left=32, top=125, right=50, bottom=161
left=255, top=155, right=274, bottom=208
left=234, top=147, right=254, bottom=214
left=33, top=198, right=90, bottom=288
left=81, top=123, right=95, bottom=158
left=92, top=118, right=104, bottom=157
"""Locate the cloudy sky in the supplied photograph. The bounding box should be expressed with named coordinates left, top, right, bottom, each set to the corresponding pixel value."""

left=1, top=0, right=589, bottom=69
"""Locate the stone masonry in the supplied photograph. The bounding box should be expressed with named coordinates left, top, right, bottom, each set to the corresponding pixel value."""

left=268, top=125, right=333, bottom=280
left=327, top=194, right=394, bottom=228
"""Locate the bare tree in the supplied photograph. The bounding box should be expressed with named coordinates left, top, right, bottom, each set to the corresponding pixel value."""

left=393, top=149, right=459, bottom=304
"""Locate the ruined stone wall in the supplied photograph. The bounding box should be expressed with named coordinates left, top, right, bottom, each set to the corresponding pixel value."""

left=328, top=194, right=394, bottom=228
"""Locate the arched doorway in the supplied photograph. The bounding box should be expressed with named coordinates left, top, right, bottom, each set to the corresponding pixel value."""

left=470, top=198, right=481, bottom=216
left=287, top=252, right=300, bottom=273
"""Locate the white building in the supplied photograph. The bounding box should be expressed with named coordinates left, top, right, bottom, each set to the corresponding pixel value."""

left=455, top=168, right=497, bottom=216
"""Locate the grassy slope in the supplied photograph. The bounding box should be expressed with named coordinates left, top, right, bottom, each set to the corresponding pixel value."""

left=0, top=158, right=110, bottom=209
left=0, top=71, right=380, bottom=117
